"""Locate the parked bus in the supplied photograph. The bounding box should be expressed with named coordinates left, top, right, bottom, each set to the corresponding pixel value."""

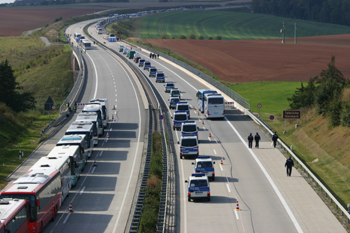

left=47, top=145, right=83, bottom=187
left=0, top=169, right=62, bottom=233
left=0, top=199, right=30, bottom=233
left=57, top=134, right=92, bottom=159
left=73, top=115, right=99, bottom=144
left=196, top=89, right=217, bottom=113
left=82, top=104, right=104, bottom=135
left=81, top=39, right=92, bottom=50
left=29, top=155, right=71, bottom=202
left=89, top=98, right=108, bottom=128
left=203, top=93, right=225, bottom=119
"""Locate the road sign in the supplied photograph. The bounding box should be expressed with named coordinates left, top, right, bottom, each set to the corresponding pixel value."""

left=44, top=96, right=54, bottom=111
left=257, top=103, right=262, bottom=108
left=283, top=110, right=300, bottom=119
left=270, top=115, right=274, bottom=120
left=159, top=115, right=164, bottom=120
left=51, top=105, right=56, bottom=110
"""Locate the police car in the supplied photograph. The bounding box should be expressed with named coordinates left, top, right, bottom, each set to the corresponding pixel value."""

left=169, top=97, right=180, bottom=109
left=170, top=88, right=181, bottom=99
left=181, top=121, right=198, bottom=138
left=139, top=59, right=145, bottom=67
left=176, top=102, right=190, bottom=119
left=164, top=82, right=175, bottom=92
left=185, top=173, right=210, bottom=201
left=178, top=135, right=199, bottom=159
left=192, top=156, right=215, bottom=181
left=155, top=71, right=165, bottom=83
left=143, top=61, right=151, bottom=70
left=149, top=66, right=157, bottom=77
left=172, top=111, right=188, bottom=130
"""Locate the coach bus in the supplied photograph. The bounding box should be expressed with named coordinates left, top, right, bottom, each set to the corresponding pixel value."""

left=196, top=89, right=217, bottom=113
left=89, top=98, right=108, bottom=128
left=81, top=39, right=92, bottom=50
left=0, top=169, right=62, bottom=233
left=0, top=199, right=30, bottom=233
left=73, top=115, right=99, bottom=144
left=29, top=155, right=71, bottom=202
left=203, top=93, right=225, bottom=119
left=82, top=104, right=104, bottom=136
left=57, top=134, right=92, bottom=159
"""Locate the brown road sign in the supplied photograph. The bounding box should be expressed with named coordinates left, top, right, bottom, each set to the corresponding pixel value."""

left=283, top=110, right=301, bottom=119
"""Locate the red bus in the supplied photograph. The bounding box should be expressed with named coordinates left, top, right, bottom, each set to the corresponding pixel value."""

left=0, top=168, right=62, bottom=233
left=0, top=198, right=30, bottom=233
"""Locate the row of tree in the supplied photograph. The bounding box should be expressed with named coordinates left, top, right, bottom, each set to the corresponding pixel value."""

left=161, top=34, right=222, bottom=40
left=0, top=60, right=36, bottom=113
left=252, top=0, right=350, bottom=26
left=288, top=56, right=350, bottom=127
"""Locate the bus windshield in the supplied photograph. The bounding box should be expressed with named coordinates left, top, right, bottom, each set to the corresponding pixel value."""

left=208, top=98, right=224, bottom=104
left=0, top=194, right=37, bottom=222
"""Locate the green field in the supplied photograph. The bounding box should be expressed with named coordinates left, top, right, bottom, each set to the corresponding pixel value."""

left=139, top=10, right=350, bottom=40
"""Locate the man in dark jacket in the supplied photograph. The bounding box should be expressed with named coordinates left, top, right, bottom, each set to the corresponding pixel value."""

left=254, top=133, right=260, bottom=148
left=247, top=133, right=253, bottom=148
left=285, top=156, right=294, bottom=176
left=272, top=132, right=278, bottom=148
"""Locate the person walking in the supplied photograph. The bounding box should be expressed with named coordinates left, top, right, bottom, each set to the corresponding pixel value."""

left=157, top=54, right=159, bottom=58
left=272, top=132, right=278, bottom=148
left=247, top=133, right=253, bottom=148
left=285, top=156, right=294, bottom=176
left=74, top=102, right=77, bottom=112
left=254, top=132, right=260, bottom=148
left=149, top=53, right=152, bottom=59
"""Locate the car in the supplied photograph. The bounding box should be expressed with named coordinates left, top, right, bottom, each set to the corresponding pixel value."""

left=176, top=102, right=190, bottom=119
left=172, top=111, right=188, bottom=130
left=170, top=88, right=181, bottom=99
left=164, top=82, right=175, bottom=92
left=178, top=135, right=199, bottom=159
left=169, top=97, right=180, bottom=109
left=139, top=59, right=145, bottom=67
left=155, top=71, right=165, bottom=82
left=143, top=61, right=151, bottom=70
left=192, top=156, right=215, bottom=181
left=134, top=54, right=141, bottom=63
left=181, top=121, right=198, bottom=138
left=149, top=67, right=157, bottom=77
left=185, top=173, right=210, bottom=201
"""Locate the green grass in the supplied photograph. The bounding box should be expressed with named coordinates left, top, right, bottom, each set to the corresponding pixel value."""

left=139, top=10, right=350, bottom=40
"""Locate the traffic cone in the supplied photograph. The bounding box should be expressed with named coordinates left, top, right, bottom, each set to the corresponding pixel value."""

left=209, top=132, right=212, bottom=138
left=112, top=114, right=114, bottom=121
left=202, top=120, right=204, bottom=125
left=198, top=111, right=200, bottom=116
left=221, top=157, right=223, bottom=165
left=107, top=132, right=109, bottom=139
left=235, top=200, right=240, bottom=211
left=69, top=202, right=74, bottom=213
left=93, top=160, right=97, bottom=167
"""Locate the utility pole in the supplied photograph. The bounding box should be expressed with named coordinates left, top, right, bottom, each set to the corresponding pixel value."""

left=280, top=22, right=285, bottom=44
left=294, top=23, right=297, bottom=44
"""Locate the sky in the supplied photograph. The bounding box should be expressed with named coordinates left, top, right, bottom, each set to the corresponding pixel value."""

left=0, top=0, right=15, bottom=3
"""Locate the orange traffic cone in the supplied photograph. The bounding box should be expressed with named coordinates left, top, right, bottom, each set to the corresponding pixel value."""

left=69, top=202, right=74, bottom=213
left=221, top=157, right=224, bottom=165
left=93, top=160, right=97, bottom=167
left=202, top=120, right=204, bottom=125
left=198, top=111, right=200, bottom=116
left=112, top=114, right=114, bottom=121
left=209, top=132, right=212, bottom=138
left=235, top=200, right=240, bottom=211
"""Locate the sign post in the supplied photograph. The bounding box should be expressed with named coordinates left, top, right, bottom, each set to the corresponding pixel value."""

left=282, top=110, right=301, bottom=133
left=257, top=103, right=262, bottom=118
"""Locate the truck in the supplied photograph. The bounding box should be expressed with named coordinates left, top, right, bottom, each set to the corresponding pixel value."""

left=128, top=50, right=136, bottom=59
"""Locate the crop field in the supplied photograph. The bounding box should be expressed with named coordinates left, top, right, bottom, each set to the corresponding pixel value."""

left=139, top=10, right=350, bottom=40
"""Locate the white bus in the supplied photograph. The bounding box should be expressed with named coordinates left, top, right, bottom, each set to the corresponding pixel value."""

left=203, top=93, right=225, bottom=119
left=57, top=134, right=92, bottom=159
left=66, top=121, right=97, bottom=146
left=82, top=104, right=104, bottom=135
left=96, top=27, right=102, bottom=34
left=89, top=98, right=108, bottom=128
left=81, top=39, right=92, bottom=50
left=29, top=154, right=71, bottom=202
left=74, top=32, right=81, bottom=38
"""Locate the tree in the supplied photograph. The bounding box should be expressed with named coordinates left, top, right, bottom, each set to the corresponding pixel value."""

left=160, top=35, right=167, bottom=39
left=0, top=59, right=36, bottom=112
left=207, top=36, right=213, bottom=40
left=288, top=77, right=317, bottom=109
left=188, top=33, right=196, bottom=39
left=198, top=35, right=204, bottom=40
left=179, top=35, right=187, bottom=39
left=215, top=35, right=222, bottom=40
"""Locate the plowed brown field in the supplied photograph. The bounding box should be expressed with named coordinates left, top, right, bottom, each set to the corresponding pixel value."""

left=0, top=9, right=104, bottom=36
left=144, top=34, right=350, bottom=83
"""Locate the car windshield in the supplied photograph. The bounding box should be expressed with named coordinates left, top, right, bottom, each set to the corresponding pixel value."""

left=150, top=69, right=157, bottom=72
left=181, top=138, right=197, bottom=146
left=157, top=73, right=164, bottom=77
left=190, top=179, right=207, bottom=187
left=183, top=125, right=196, bottom=132
left=171, top=98, right=180, bottom=103
left=175, top=114, right=187, bottom=121
left=178, top=105, right=189, bottom=110
left=197, top=161, right=212, bottom=168
left=167, top=84, right=174, bottom=87
left=172, top=91, right=180, bottom=95
left=145, top=62, right=150, bottom=65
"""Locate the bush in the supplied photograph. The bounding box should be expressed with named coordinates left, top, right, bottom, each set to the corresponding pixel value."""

left=171, top=36, right=176, bottom=39
left=198, top=35, right=204, bottom=40
left=188, top=33, right=196, bottom=39
left=160, top=35, right=167, bottom=39
left=179, top=35, right=187, bottom=39
left=207, top=36, right=213, bottom=40
left=215, top=35, right=222, bottom=40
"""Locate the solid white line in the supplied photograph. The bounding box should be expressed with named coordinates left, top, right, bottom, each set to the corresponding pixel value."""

left=226, top=183, right=231, bottom=193
left=86, top=53, right=98, bottom=99
left=213, top=149, right=217, bottom=155
left=63, top=213, right=71, bottom=224
left=99, top=151, right=103, bottom=156
left=235, top=210, right=239, bottom=220
left=219, top=164, right=223, bottom=171
left=224, top=117, right=303, bottom=233
left=91, top=167, right=96, bottom=174
left=80, top=186, right=86, bottom=195
left=181, top=160, right=187, bottom=233
left=110, top=128, right=112, bottom=131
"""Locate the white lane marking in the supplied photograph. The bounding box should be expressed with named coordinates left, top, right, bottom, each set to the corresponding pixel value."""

left=202, top=127, right=205, bottom=130
left=91, top=167, right=96, bottom=174
left=110, top=128, right=112, bottom=131
left=80, top=186, right=86, bottom=195
left=224, top=117, right=303, bottom=233
left=115, top=89, right=117, bottom=92
left=115, top=99, right=117, bottom=102
left=213, top=149, right=217, bottom=155
left=235, top=210, right=239, bottom=220
left=112, top=53, right=142, bottom=233
left=99, top=151, right=103, bottom=156
left=226, top=183, right=231, bottom=193
left=208, top=137, right=211, bottom=141
left=115, top=94, right=117, bottom=96
left=86, top=53, right=98, bottom=99
left=63, top=213, right=71, bottom=224
left=219, top=164, right=223, bottom=171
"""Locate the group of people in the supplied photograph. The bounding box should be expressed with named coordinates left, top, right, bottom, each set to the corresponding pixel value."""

left=247, top=131, right=294, bottom=176
left=150, top=53, right=159, bottom=59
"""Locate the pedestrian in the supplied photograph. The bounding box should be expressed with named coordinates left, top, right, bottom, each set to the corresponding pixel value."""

left=254, top=132, right=260, bottom=148
left=272, top=132, right=278, bottom=148
left=157, top=54, right=159, bottom=58
left=247, top=133, right=253, bottom=148
left=285, top=156, right=294, bottom=176
left=149, top=53, right=152, bottom=59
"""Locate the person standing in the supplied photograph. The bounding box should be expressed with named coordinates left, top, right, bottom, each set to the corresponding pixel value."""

left=149, top=53, right=152, bottom=59
left=247, top=133, right=253, bottom=148
left=272, top=132, right=278, bottom=148
left=285, top=156, right=294, bottom=176
left=157, top=54, right=159, bottom=58
left=74, top=102, right=77, bottom=112
left=254, top=132, right=260, bottom=148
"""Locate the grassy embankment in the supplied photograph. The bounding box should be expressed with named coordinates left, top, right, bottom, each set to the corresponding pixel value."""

left=109, top=9, right=350, bottom=215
